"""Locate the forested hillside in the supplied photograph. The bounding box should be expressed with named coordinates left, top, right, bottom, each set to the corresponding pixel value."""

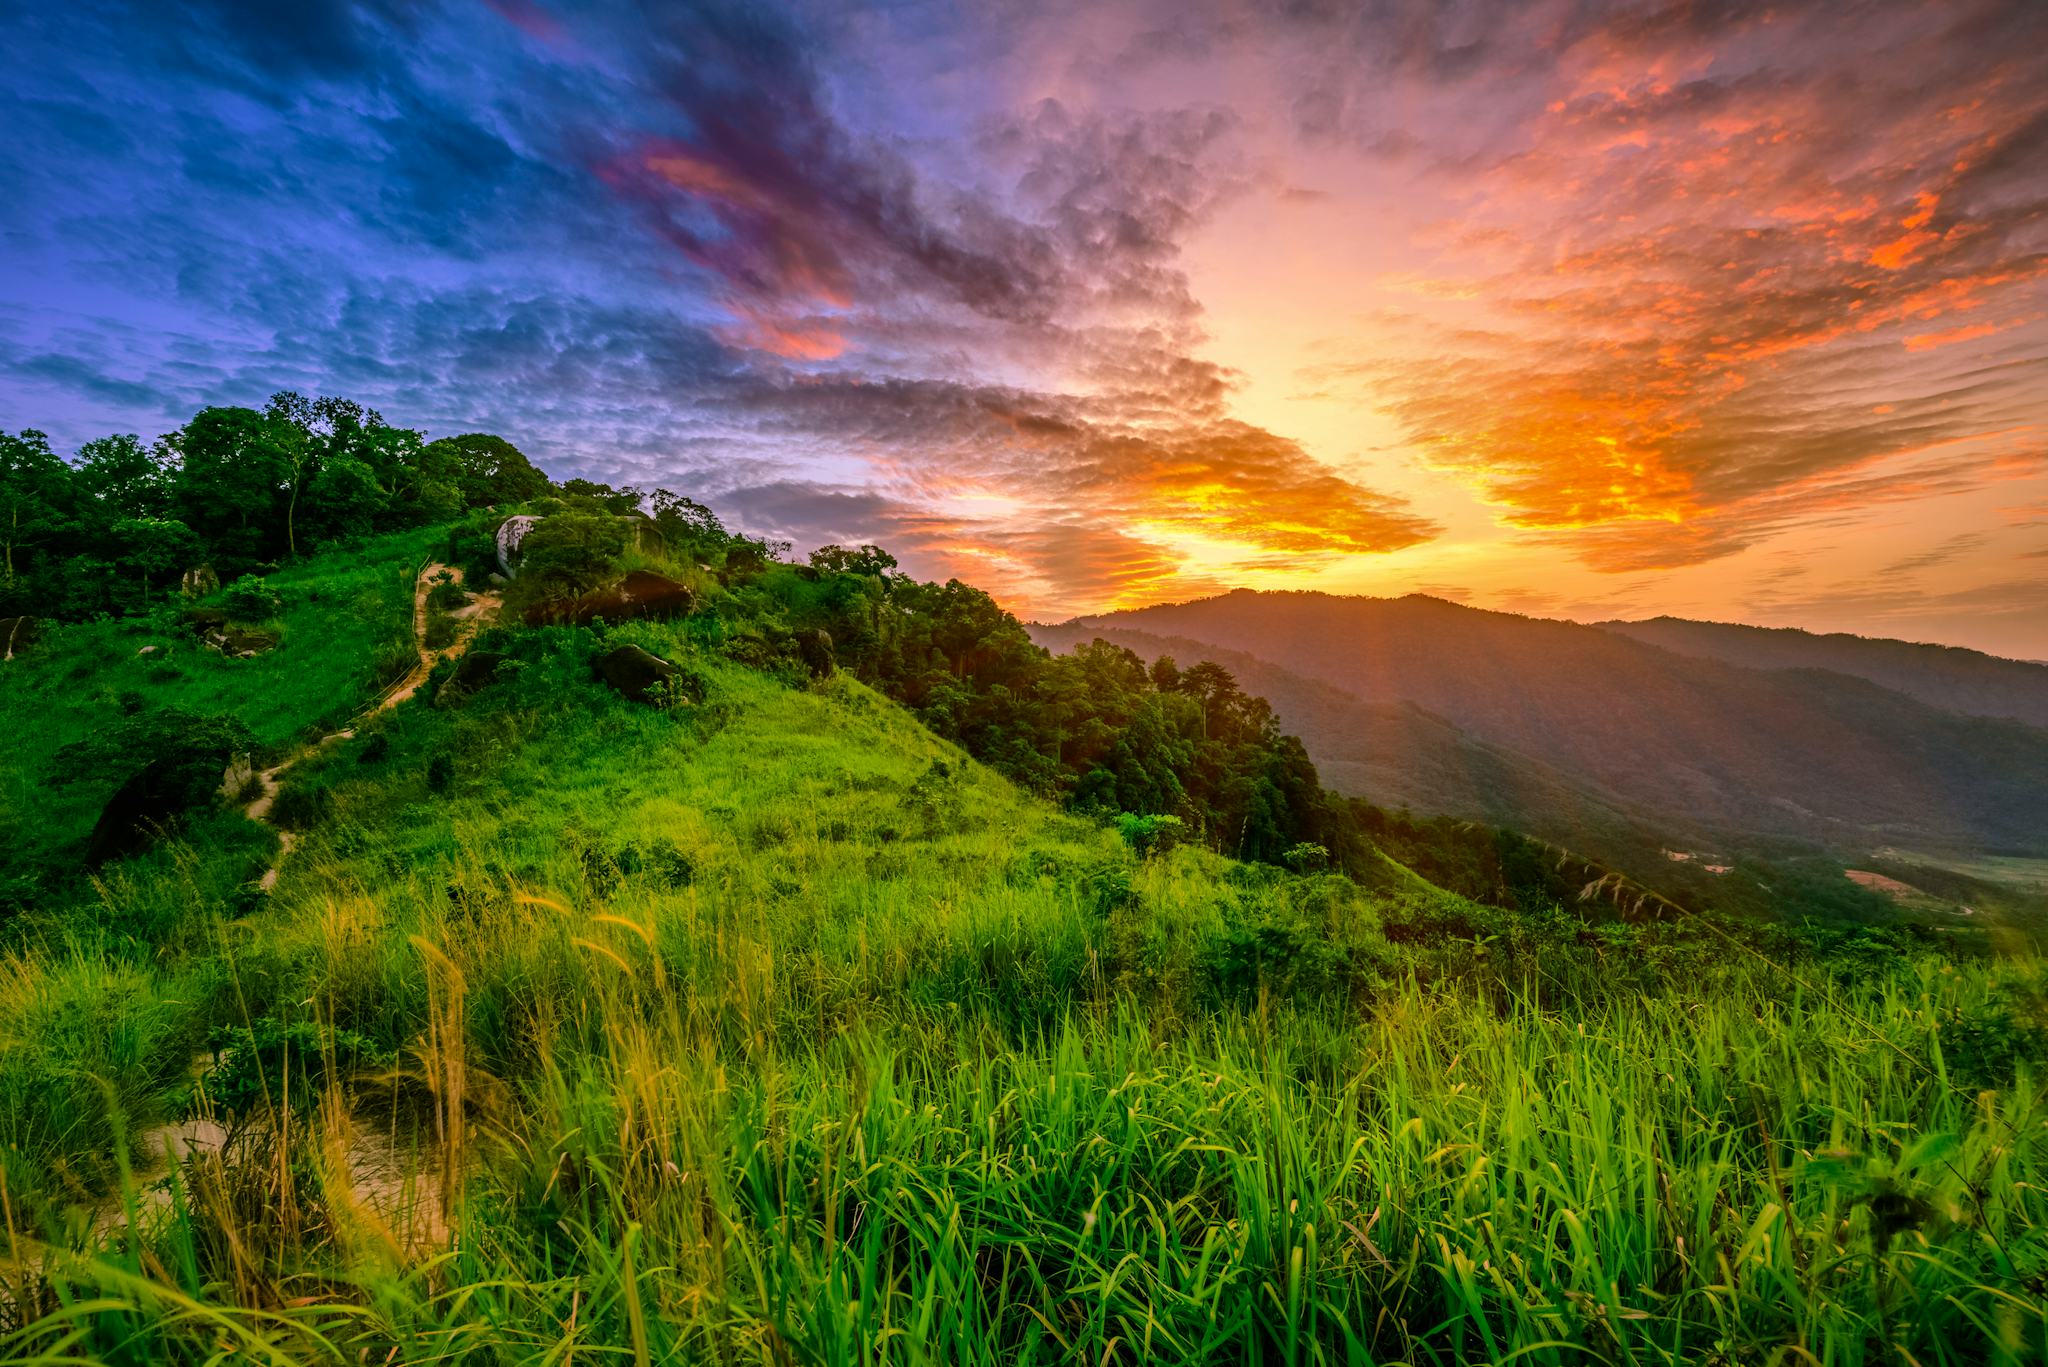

left=1057, top=590, right=2048, bottom=857
left=1600, top=615, right=2048, bottom=728
left=2, top=400, right=2045, bottom=1364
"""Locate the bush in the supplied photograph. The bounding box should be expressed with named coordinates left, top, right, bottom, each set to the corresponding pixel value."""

left=200, top=1017, right=394, bottom=1117
left=268, top=777, right=334, bottom=832
left=1117, top=812, right=1186, bottom=859
left=517, top=511, right=628, bottom=597
left=427, top=753, right=455, bottom=793
left=220, top=576, right=282, bottom=624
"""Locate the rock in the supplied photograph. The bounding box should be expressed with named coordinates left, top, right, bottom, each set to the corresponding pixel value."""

left=435, top=650, right=506, bottom=705
left=218, top=751, right=254, bottom=799
left=525, top=570, right=699, bottom=628
left=624, top=511, right=664, bottom=553
left=794, top=627, right=836, bottom=678
left=180, top=606, right=229, bottom=634
left=181, top=564, right=220, bottom=598
left=495, top=514, right=541, bottom=577
left=211, top=627, right=279, bottom=658
left=89, top=746, right=233, bottom=865
left=593, top=645, right=683, bottom=704
left=0, top=616, right=40, bottom=660
left=137, top=645, right=161, bottom=657
left=487, top=572, right=509, bottom=587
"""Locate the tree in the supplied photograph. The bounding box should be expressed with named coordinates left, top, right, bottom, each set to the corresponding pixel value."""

left=0, top=429, right=72, bottom=586
left=110, top=517, right=201, bottom=604
left=422, top=433, right=551, bottom=507
left=517, top=511, right=628, bottom=595
left=74, top=434, right=172, bottom=520
left=649, top=489, right=726, bottom=549
left=302, top=456, right=386, bottom=542
left=169, top=407, right=296, bottom=567
left=384, top=427, right=462, bottom=526
left=809, top=543, right=899, bottom=578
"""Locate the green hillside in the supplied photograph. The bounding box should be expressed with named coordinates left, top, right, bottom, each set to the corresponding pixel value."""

left=2, top=451, right=2046, bottom=1361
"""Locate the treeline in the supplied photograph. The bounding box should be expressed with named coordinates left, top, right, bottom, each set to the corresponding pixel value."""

left=7, top=391, right=1636, bottom=887
left=732, top=554, right=1362, bottom=869
left=0, top=394, right=551, bottom=618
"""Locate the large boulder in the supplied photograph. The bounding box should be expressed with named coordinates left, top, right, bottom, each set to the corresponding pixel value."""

left=88, top=745, right=235, bottom=865
left=593, top=645, right=683, bottom=704
left=525, top=570, right=699, bottom=628
left=181, top=564, right=220, bottom=599
left=0, top=616, right=40, bottom=660
left=794, top=627, right=836, bottom=678
left=435, top=649, right=507, bottom=705
left=495, top=515, right=541, bottom=577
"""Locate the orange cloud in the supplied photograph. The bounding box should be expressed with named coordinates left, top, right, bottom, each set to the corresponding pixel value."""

left=1326, top=1, right=2048, bottom=569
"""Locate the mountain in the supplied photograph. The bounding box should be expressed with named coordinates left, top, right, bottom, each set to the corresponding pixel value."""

left=1040, top=590, right=2048, bottom=858
left=6, top=499, right=2040, bottom=1364
left=1028, top=621, right=1683, bottom=862
left=1596, top=616, right=2048, bottom=729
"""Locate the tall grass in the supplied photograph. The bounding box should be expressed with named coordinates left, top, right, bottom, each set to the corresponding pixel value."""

left=3, top=607, right=2042, bottom=1363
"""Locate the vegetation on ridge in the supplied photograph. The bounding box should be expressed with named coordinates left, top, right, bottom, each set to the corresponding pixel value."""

left=0, top=396, right=2044, bottom=1364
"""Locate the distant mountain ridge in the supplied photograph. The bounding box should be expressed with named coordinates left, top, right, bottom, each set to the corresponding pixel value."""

left=1035, top=590, right=2048, bottom=858
left=1595, top=616, right=2048, bottom=729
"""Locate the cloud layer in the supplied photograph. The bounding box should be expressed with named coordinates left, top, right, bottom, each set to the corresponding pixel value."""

left=0, top=0, right=2042, bottom=640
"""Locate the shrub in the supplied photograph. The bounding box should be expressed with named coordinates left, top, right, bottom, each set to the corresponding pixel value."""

left=426, top=753, right=455, bottom=793
left=200, top=1017, right=394, bottom=1117
left=427, top=578, right=469, bottom=612
left=220, top=576, right=282, bottom=624
left=268, top=777, right=334, bottom=832
left=1116, top=812, right=1186, bottom=859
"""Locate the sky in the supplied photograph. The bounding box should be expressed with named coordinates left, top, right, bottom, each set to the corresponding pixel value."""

left=2, top=0, right=2045, bottom=658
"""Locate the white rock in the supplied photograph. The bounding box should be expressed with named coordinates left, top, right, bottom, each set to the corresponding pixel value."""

left=496, top=515, right=541, bottom=577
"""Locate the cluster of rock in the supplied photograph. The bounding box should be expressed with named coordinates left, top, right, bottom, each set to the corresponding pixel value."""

left=525, top=570, right=698, bottom=628
left=180, top=606, right=279, bottom=658
left=435, top=650, right=506, bottom=706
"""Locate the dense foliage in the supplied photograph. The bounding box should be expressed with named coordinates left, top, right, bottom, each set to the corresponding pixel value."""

left=0, top=396, right=550, bottom=617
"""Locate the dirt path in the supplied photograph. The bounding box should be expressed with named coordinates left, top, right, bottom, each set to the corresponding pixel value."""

left=244, top=563, right=499, bottom=890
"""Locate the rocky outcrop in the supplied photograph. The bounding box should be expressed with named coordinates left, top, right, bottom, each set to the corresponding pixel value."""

left=435, top=649, right=506, bottom=705
left=593, top=645, right=684, bottom=704
left=181, top=565, right=220, bottom=598
left=525, top=570, right=699, bottom=628
left=794, top=627, right=836, bottom=678
left=204, top=627, right=277, bottom=658
left=219, top=751, right=255, bottom=799
left=1, top=616, right=40, bottom=660
left=495, top=515, right=541, bottom=577
left=89, top=743, right=239, bottom=865
left=178, top=606, right=277, bottom=657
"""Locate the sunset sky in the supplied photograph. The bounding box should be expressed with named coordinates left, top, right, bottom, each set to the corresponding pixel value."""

left=3, top=0, right=2044, bottom=655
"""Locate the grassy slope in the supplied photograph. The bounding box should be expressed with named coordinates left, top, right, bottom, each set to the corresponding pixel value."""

left=0, top=525, right=437, bottom=874
left=2, top=559, right=2045, bottom=1364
